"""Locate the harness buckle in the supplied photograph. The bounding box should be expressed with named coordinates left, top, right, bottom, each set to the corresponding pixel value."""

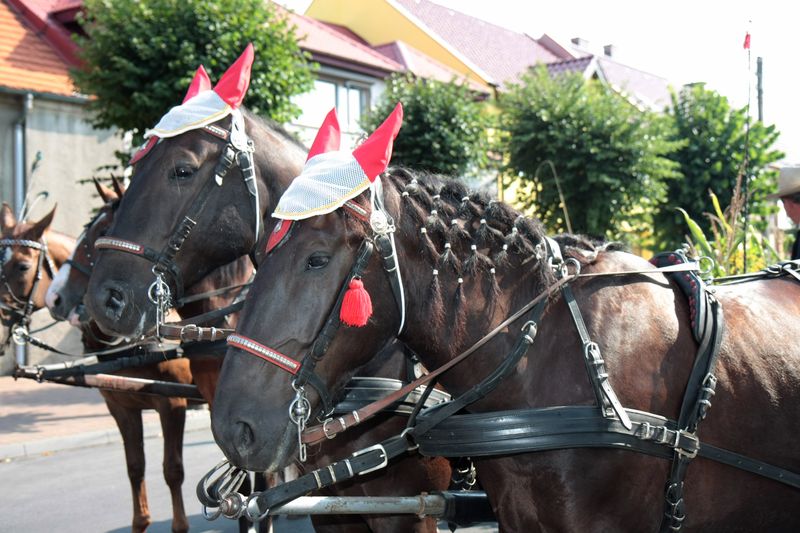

left=352, top=443, right=389, bottom=475
left=179, top=324, right=198, bottom=342
left=322, top=417, right=338, bottom=440
left=674, top=429, right=699, bottom=459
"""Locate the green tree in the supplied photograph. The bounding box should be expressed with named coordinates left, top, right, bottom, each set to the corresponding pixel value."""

left=363, top=73, right=488, bottom=177
left=654, top=84, right=783, bottom=250
left=501, top=67, right=681, bottom=241
left=73, top=0, right=314, bottom=138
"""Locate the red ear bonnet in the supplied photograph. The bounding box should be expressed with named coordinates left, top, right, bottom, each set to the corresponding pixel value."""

left=213, top=43, right=255, bottom=109
left=306, top=108, right=341, bottom=161
left=183, top=65, right=212, bottom=103
left=352, top=102, right=403, bottom=181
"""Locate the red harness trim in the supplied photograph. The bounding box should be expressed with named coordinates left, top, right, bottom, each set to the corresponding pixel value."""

left=227, top=334, right=301, bottom=375
left=95, top=237, right=144, bottom=255
left=266, top=219, right=293, bottom=254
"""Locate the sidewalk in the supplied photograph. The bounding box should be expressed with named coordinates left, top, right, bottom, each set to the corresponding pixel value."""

left=0, top=375, right=210, bottom=461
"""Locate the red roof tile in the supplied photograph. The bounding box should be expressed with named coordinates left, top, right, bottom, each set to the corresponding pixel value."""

left=394, top=0, right=560, bottom=89
left=284, top=8, right=404, bottom=77
left=547, top=54, right=672, bottom=111
left=546, top=55, right=594, bottom=76
left=6, top=0, right=79, bottom=65
left=0, top=0, right=75, bottom=96
left=596, top=57, right=672, bottom=111
left=373, top=40, right=489, bottom=95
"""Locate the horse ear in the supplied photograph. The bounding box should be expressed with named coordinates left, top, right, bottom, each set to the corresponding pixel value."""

left=306, top=108, right=341, bottom=161
left=93, top=178, right=114, bottom=203
left=111, top=176, right=126, bottom=198
left=0, top=202, right=16, bottom=232
left=352, top=103, right=403, bottom=181
left=213, top=44, right=254, bottom=109
left=27, top=205, right=56, bottom=240
left=183, top=65, right=212, bottom=103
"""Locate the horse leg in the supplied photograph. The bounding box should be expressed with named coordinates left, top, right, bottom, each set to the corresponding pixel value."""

left=104, top=399, right=150, bottom=533
left=156, top=397, right=189, bottom=533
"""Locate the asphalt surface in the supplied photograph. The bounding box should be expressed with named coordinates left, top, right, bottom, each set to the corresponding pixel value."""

left=0, top=376, right=497, bottom=532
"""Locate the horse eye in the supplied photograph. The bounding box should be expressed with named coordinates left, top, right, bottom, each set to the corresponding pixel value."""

left=17, top=262, right=32, bottom=272
left=306, top=253, right=330, bottom=270
left=171, top=165, right=195, bottom=181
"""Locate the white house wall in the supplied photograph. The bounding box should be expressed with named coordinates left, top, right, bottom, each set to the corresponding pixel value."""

left=1, top=95, right=124, bottom=374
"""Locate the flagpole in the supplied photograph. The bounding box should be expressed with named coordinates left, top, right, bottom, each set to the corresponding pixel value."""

left=742, top=28, right=751, bottom=272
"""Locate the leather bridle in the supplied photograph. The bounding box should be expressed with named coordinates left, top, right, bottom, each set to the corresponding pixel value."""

left=94, top=113, right=260, bottom=330
left=227, top=194, right=407, bottom=462
left=0, top=237, right=56, bottom=345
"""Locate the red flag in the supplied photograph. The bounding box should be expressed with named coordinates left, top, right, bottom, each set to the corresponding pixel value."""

left=743, top=32, right=751, bottom=49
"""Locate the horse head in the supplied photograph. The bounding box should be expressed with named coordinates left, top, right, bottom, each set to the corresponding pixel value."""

left=1, top=203, right=60, bottom=328
left=46, top=179, right=122, bottom=325
left=211, top=196, right=404, bottom=471
left=85, top=46, right=305, bottom=338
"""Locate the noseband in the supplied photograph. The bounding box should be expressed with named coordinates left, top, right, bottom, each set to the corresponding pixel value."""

left=227, top=194, right=407, bottom=462
left=94, top=112, right=260, bottom=329
left=0, top=237, right=56, bottom=344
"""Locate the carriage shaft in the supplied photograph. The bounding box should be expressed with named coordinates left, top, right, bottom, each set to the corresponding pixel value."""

left=270, top=495, right=446, bottom=516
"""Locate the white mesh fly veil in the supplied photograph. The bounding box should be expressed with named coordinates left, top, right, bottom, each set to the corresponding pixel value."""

left=273, top=151, right=370, bottom=220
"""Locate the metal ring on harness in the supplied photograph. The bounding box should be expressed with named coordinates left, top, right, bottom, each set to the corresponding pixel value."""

left=202, top=505, right=222, bottom=521
left=245, top=492, right=270, bottom=522
left=698, top=256, right=715, bottom=277
left=11, top=324, right=28, bottom=346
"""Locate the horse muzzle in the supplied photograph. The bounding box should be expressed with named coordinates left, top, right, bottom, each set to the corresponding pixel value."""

left=85, top=279, right=147, bottom=338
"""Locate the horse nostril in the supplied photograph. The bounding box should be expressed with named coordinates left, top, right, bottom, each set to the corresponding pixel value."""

left=52, top=294, right=61, bottom=308
left=235, top=421, right=255, bottom=456
left=105, top=287, right=126, bottom=316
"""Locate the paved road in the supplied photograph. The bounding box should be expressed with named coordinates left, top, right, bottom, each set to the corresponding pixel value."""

left=1, top=429, right=269, bottom=532
left=1, top=428, right=496, bottom=532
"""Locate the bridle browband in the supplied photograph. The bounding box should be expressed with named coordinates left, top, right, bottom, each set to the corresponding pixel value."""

left=94, top=115, right=260, bottom=333
left=0, top=237, right=56, bottom=345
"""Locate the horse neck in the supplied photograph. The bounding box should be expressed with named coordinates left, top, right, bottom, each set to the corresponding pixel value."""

left=43, top=229, right=76, bottom=268
left=178, top=255, right=254, bottom=321
left=385, top=177, right=552, bottom=398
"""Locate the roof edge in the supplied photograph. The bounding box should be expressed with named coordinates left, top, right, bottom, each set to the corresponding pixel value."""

left=385, top=0, right=497, bottom=87
left=6, top=0, right=80, bottom=67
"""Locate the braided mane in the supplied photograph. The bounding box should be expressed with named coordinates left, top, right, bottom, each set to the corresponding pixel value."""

left=340, top=167, right=615, bottom=344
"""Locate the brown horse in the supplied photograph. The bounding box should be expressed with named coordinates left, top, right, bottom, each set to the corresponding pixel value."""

left=210, top=169, right=800, bottom=531
left=14, top=187, right=192, bottom=533
left=1, top=203, right=73, bottom=342
left=82, top=111, right=452, bottom=532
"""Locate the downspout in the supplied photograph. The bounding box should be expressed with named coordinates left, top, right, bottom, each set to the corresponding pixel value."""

left=13, top=92, right=33, bottom=366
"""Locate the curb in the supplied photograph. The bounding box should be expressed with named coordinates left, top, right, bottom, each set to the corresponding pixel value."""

left=0, top=407, right=212, bottom=462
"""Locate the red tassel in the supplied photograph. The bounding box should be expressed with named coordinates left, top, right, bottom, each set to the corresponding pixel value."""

left=340, top=278, right=372, bottom=327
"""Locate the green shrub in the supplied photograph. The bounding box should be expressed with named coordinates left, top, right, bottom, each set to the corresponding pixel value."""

left=363, top=73, right=489, bottom=177
left=73, top=0, right=315, bottom=138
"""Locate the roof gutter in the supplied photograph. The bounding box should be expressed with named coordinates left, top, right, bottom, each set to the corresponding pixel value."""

left=0, top=85, right=87, bottom=104
left=12, top=92, right=33, bottom=366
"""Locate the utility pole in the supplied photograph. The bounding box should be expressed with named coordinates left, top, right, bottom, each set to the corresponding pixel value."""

left=757, top=57, right=763, bottom=122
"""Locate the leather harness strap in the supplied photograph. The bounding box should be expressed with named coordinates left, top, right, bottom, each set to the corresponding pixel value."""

left=301, top=273, right=574, bottom=445
left=414, top=405, right=800, bottom=490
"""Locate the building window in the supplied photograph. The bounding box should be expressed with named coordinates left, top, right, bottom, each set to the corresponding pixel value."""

left=294, top=78, right=369, bottom=133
